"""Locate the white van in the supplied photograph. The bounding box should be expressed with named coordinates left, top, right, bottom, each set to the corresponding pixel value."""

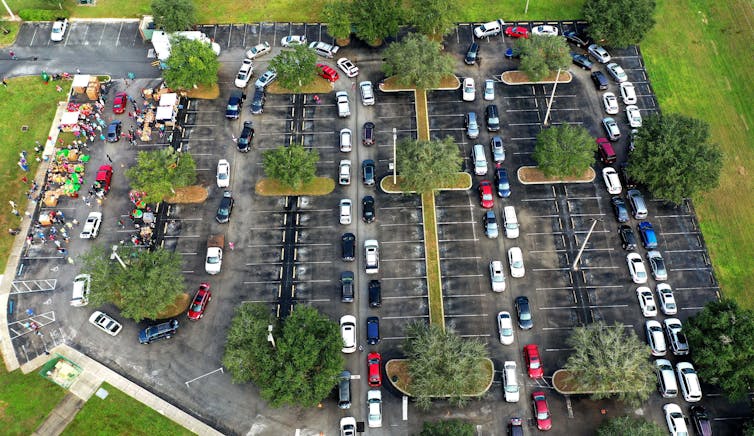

left=472, top=144, right=488, bottom=176
left=70, top=274, right=91, bottom=307
left=502, top=361, right=520, bottom=402
left=676, top=362, right=702, bottom=402
left=654, top=359, right=678, bottom=398
left=503, top=206, right=519, bottom=239
left=474, top=19, right=505, bottom=38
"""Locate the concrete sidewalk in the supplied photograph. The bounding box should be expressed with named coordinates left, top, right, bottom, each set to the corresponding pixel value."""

left=32, top=393, right=84, bottom=436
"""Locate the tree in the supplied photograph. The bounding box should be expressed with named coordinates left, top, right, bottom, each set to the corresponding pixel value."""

left=532, top=125, right=594, bottom=177
left=407, top=0, right=460, bottom=38
left=223, top=303, right=344, bottom=408
left=262, top=144, right=319, bottom=189
left=403, top=322, right=490, bottom=409
left=396, top=137, right=463, bottom=193
left=516, top=34, right=571, bottom=82
left=163, top=36, right=220, bottom=89
left=125, top=148, right=196, bottom=204
left=80, top=246, right=185, bottom=322
left=685, top=299, right=754, bottom=400
left=382, top=33, right=455, bottom=90
left=564, top=322, right=655, bottom=406
left=351, top=0, right=401, bottom=45
left=583, top=0, right=657, bottom=47
left=627, top=113, right=722, bottom=205
left=269, top=44, right=318, bottom=93
left=151, top=0, right=196, bottom=32
left=420, top=419, right=474, bottom=436
left=322, top=0, right=352, bottom=42
left=596, top=416, right=665, bottom=436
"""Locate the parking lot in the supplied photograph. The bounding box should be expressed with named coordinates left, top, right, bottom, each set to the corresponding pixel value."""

left=5, top=20, right=748, bottom=436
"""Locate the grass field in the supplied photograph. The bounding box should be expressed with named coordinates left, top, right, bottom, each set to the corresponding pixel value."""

left=61, top=382, right=194, bottom=436
left=0, top=366, right=66, bottom=435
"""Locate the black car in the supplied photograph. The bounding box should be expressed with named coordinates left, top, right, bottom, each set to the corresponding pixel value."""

left=362, top=121, right=375, bottom=146
left=368, top=280, right=381, bottom=308
left=341, top=233, right=355, bottom=261
left=611, top=196, right=629, bottom=223
left=515, top=296, right=533, bottom=330
left=464, top=42, right=479, bottom=65
left=362, top=195, right=375, bottom=223
left=591, top=71, right=609, bottom=90
left=340, top=271, right=354, bottom=303
left=366, top=316, right=380, bottom=345
left=215, top=191, right=234, bottom=223
left=571, top=53, right=593, bottom=70
left=486, top=104, right=500, bottom=131
left=618, top=224, right=637, bottom=250
left=362, top=159, right=375, bottom=186
left=106, top=120, right=122, bottom=142
left=690, top=406, right=712, bottom=436
left=237, top=121, right=254, bottom=152
left=619, top=163, right=638, bottom=189
left=250, top=86, right=265, bottom=114
left=563, top=31, right=591, bottom=48
left=225, top=90, right=245, bottom=119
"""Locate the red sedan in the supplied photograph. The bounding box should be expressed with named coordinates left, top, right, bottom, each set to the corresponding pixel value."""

left=187, top=283, right=212, bottom=320
left=316, top=63, right=340, bottom=82
left=504, top=26, right=529, bottom=39
left=112, top=92, right=128, bottom=114
left=532, top=391, right=552, bottom=430
left=478, top=180, right=494, bottom=209
left=524, top=344, right=544, bottom=379
left=368, top=352, right=382, bottom=387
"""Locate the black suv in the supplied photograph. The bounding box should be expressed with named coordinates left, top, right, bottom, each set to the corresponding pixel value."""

left=618, top=224, right=637, bottom=250
left=340, top=271, right=354, bottom=302
left=226, top=90, right=245, bottom=119
left=486, top=104, right=500, bottom=131
left=591, top=71, right=608, bottom=90
left=611, top=196, right=629, bottom=223
left=368, top=280, right=381, bottom=308
left=237, top=121, right=254, bottom=152
left=216, top=191, right=234, bottom=223
left=250, top=86, right=265, bottom=114
left=362, top=195, right=375, bottom=223
left=362, top=159, right=375, bottom=186
left=138, top=319, right=179, bottom=344
left=464, top=42, right=479, bottom=65
left=362, top=122, right=375, bottom=146
left=341, top=233, right=355, bottom=261
left=563, top=31, right=591, bottom=48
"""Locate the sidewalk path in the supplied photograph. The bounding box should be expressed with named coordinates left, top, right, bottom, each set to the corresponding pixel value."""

left=32, top=393, right=84, bottom=436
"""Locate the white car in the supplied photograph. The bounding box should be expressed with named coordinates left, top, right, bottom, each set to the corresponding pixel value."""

left=89, top=311, right=122, bottom=336
left=587, top=44, right=611, bottom=63
left=531, top=25, right=559, bottom=36
left=339, top=160, right=351, bottom=185
left=80, top=212, right=102, bottom=239
left=205, top=246, right=223, bottom=274
left=367, top=389, right=382, bottom=428
left=664, top=318, right=689, bottom=356
left=663, top=403, right=689, bottom=436
left=656, top=283, right=677, bottom=315
left=606, top=62, right=628, bottom=82
left=620, top=82, right=637, bottom=104
left=339, top=128, right=352, bottom=152
left=336, top=57, right=359, bottom=78
left=473, top=19, right=504, bottom=38
left=497, top=311, right=514, bottom=345
left=359, top=81, right=375, bottom=105
left=602, top=92, right=619, bottom=114
left=216, top=159, right=230, bottom=187
left=645, top=320, right=667, bottom=356
left=339, top=199, right=352, bottom=225
left=70, top=274, right=91, bottom=307
left=340, top=417, right=356, bottom=436
left=676, top=362, right=702, bottom=402
left=364, top=240, right=379, bottom=274
left=484, top=79, right=495, bottom=101
left=281, top=35, right=307, bottom=47
left=508, top=247, right=525, bottom=278
left=245, top=41, right=271, bottom=59
left=462, top=77, right=476, bottom=102
left=50, top=19, right=68, bottom=42
left=254, top=69, right=277, bottom=88
left=626, top=105, right=643, bottom=128
left=626, top=252, right=648, bottom=284
left=636, top=286, right=658, bottom=317
left=340, top=315, right=357, bottom=353
left=602, top=167, right=622, bottom=195
left=234, top=59, right=253, bottom=88
left=489, top=260, right=506, bottom=292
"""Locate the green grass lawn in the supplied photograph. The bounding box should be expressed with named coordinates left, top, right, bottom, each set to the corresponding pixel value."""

left=0, top=366, right=67, bottom=436
left=61, top=382, right=195, bottom=436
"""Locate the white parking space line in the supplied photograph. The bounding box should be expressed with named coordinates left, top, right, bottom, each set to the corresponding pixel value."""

left=530, top=249, right=567, bottom=253
left=583, top=285, right=623, bottom=289
left=379, top=223, right=422, bottom=227
left=242, top=280, right=283, bottom=284
left=575, top=265, right=620, bottom=270
left=672, top=267, right=713, bottom=272
left=381, top=275, right=426, bottom=280
left=441, top=256, right=481, bottom=261
left=243, top=260, right=283, bottom=266
left=536, top=286, right=575, bottom=291
left=97, top=23, right=107, bottom=46
left=664, top=249, right=706, bottom=253
left=540, top=304, right=629, bottom=310
left=676, top=286, right=719, bottom=291
left=383, top=258, right=424, bottom=263
left=510, top=136, right=538, bottom=141
left=682, top=306, right=706, bottom=311
left=541, top=326, right=578, bottom=331
left=437, top=220, right=476, bottom=225
left=532, top=267, right=571, bottom=272
left=439, top=238, right=478, bottom=242
left=545, top=348, right=575, bottom=352
left=382, top=315, right=427, bottom=320
left=445, top=293, right=486, bottom=298
left=509, top=122, right=543, bottom=127
left=445, top=313, right=488, bottom=318
left=507, top=109, right=539, bottom=113
left=382, top=240, right=424, bottom=244
left=178, top=252, right=198, bottom=256
left=459, top=334, right=491, bottom=338
left=442, top=274, right=484, bottom=279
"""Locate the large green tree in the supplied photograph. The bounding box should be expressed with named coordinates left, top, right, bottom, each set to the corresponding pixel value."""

left=404, top=322, right=490, bottom=409
left=269, top=44, right=318, bottom=93
left=420, top=419, right=475, bottom=436
left=583, top=0, right=657, bottom=47
left=596, top=416, right=665, bottom=436
left=322, top=0, right=352, bottom=42
left=223, top=303, right=344, bottom=408
left=685, top=299, right=754, bottom=400
left=351, top=0, right=401, bottom=45
left=628, top=113, right=722, bottom=204
left=163, top=36, right=220, bottom=89
left=125, top=148, right=196, bottom=204
left=81, top=246, right=185, bottom=322
left=564, top=322, right=655, bottom=406
left=407, top=0, right=460, bottom=38
left=396, top=137, right=463, bottom=193
left=382, top=33, right=455, bottom=90
left=151, top=0, right=196, bottom=32
left=262, top=144, right=319, bottom=189
left=533, top=124, right=594, bottom=177
left=516, top=34, right=571, bottom=82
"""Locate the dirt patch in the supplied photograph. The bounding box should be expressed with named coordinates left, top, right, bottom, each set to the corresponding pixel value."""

left=166, top=185, right=208, bottom=204
left=156, top=292, right=190, bottom=319
left=385, top=360, right=412, bottom=394
left=501, top=70, right=573, bottom=85
left=518, top=166, right=595, bottom=184
left=255, top=177, right=334, bottom=196
left=185, top=83, right=220, bottom=100
left=380, top=75, right=459, bottom=92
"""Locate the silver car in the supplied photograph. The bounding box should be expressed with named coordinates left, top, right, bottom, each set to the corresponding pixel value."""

left=484, top=79, right=495, bottom=101
left=602, top=117, right=621, bottom=141
left=587, top=44, right=611, bottom=63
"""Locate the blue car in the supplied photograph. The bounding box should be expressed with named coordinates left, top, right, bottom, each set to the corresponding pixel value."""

left=106, top=120, right=121, bottom=142
left=638, top=221, right=658, bottom=249
left=495, top=166, right=511, bottom=198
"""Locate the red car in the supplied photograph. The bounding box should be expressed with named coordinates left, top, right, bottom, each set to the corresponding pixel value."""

left=112, top=92, right=128, bottom=114
left=531, top=391, right=552, bottom=431
left=367, top=352, right=381, bottom=387
left=504, top=26, right=529, bottom=39
left=524, top=344, right=544, bottom=379
left=187, top=283, right=212, bottom=320
left=478, top=180, right=494, bottom=209
left=316, top=63, right=340, bottom=82
left=94, top=164, right=113, bottom=194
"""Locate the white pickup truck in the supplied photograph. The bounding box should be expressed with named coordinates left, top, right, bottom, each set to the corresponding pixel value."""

left=365, top=240, right=379, bottom=274
left=336, top=91, right=351, bottom=118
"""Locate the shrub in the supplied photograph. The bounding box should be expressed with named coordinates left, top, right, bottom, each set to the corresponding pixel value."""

left=18, top=9, right=69, bottom=21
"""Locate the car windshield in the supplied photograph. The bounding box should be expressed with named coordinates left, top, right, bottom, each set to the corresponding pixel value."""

left=191, top=303, right=203, bottom=311
left=537, top=410, right=549, bottom=420
left=482, top=192, right=493, bottom=201
left=520, top=311, right=531, bottom=321
left=207, top=256, right=219, bottom=264
left=505, top=384, right=517, bottom=393
left=529, top=358, right=539, bottom=368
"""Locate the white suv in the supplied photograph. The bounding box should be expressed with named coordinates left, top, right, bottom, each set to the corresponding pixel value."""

left=364, top=240, right=379, bottom=274
left=359, top=81, right=375, bottom=106
left=339, top=199, right=352, bottom=225
left=80, top=212, right=102, bottom=239
left=339, top=160, right=351, bottom=185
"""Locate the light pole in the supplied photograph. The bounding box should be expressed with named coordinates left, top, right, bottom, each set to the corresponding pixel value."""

left=1, top=0, right=15, bottom=21
left=571, top=218, right=602, bottom=271
left=543, top=68, right=562, bottom=126
left=110, top=245, right=127, bottom=270
left=267, top=325, right=276, bottom=348
left=392, top=128, right=397, bottom=185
